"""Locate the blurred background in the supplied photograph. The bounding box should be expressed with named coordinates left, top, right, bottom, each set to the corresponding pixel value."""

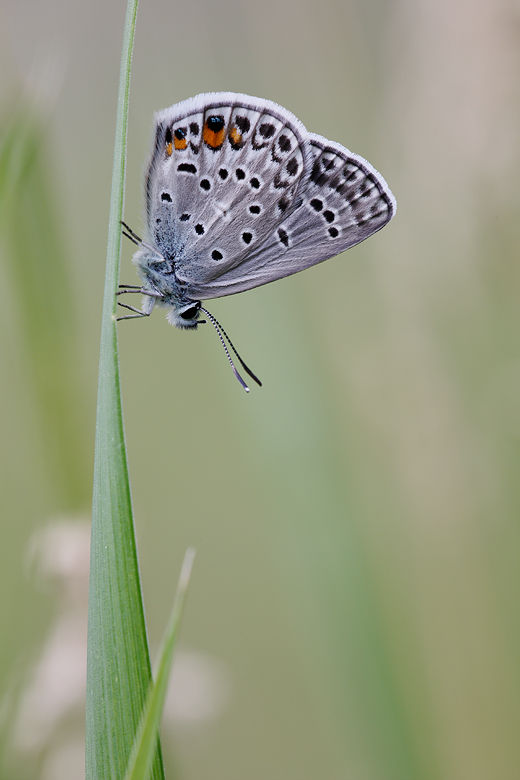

left=1, top=0, right=520, bottom=778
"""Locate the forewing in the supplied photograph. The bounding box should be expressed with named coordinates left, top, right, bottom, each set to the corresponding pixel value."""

left=145, top=92, right=312, bottom=284
left=186, top=133, right=396, bottom=300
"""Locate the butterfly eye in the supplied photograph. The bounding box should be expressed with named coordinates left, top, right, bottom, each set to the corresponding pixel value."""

left=179, top=303, right=200, bottom=320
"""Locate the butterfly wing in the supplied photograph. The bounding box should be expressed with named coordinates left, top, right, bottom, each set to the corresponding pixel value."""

left=145, top=92, right=312, bottom=284
left=184, top=133, right=396, bottom=299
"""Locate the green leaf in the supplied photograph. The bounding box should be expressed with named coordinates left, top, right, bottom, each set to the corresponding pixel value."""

left=124, top=549, right=196, bottom=780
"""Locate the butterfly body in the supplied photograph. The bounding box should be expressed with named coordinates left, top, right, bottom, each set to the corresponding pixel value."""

left=125, top=92, right=396, bottom=330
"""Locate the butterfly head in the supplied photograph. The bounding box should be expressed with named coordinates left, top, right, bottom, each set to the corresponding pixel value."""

left=167, top=300, right=203, bottom=330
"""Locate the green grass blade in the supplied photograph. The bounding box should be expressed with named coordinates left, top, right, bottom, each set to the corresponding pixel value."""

left=124, top=549, right=196, bottom=780
left=0, top=105, right=91, bottom=509
left=85, top=0, right=165, bottom=778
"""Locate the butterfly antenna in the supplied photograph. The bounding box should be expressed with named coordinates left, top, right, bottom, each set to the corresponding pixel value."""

left=203, top=313, right=250, bottom=392
left=200, top=308, right=262, bottom=387
left=200, top=307, right=262, bottom=391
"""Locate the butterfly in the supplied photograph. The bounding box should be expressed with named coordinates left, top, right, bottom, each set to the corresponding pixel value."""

left=118, top=92, right=396, bottom=390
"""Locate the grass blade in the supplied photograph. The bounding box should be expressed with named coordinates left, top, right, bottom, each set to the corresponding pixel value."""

left=0, top=104, right=91, bottom=508
left=85, top=0, right=165, bottom=778
left=124, top=549, right=196, bottom=780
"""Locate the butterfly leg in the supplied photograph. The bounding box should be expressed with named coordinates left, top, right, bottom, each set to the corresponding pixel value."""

left=116, top=302, right=152, bottom=320
left=117, top=285, right=163, bottom=296
left=116, top=290, right=160, bottom=321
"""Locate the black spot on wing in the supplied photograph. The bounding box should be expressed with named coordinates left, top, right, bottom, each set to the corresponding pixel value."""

left=207, top=115, right=224, bottom=132
left=178, top=163, right=197, bottom=174
left=278, top=228, right=289, bottom=247
left=260, top=123, right=275, bottom=138
left=235, top=116, right=251, bottom=133
left=278, top=134, right=292, bottom=152
left=286, top=157, right=299, bottom=176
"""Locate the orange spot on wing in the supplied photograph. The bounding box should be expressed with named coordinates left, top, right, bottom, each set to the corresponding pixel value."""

left=174, top=136, right=187, bottom=150
left=166, top=141, right=173, bottom=156
left=203, top=125, right=226, bottom=149
left=229, top=127, right=242, bottom=146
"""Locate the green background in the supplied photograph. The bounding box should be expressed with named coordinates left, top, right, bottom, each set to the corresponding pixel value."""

left=1, top=0, right=519, bottom=778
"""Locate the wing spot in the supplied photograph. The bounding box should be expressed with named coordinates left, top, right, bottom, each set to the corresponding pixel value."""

left=165, top=127, right=173, bottom=156
left=235, top=116, right=251, bottom=133
left=250, top=177, right=260, bottom=189
left=278, top=134, right=292, bottom=152
left=328, top=227, right=339, bottom=238
left=236, top=168, right=246, bottom=180
left=174, top=127, right=188, bottom=150
left=278, top=228, right=289, bottom=247
left=249, top=205, right=261, bottom=215
left=200, top=179, right=211, bottom=190
left=229, top=117, right=250, bottom=150
left=229, top=127, right=243, bottom=149
left=273, top=171, right=290, bottom=189
left=161, top=192, right=172, bottom=202
left=212, top=250, right=223, bottom=261
left=311, top=161, right=328, bottom=186
left=242, top=232, right=253, bottom=244
left=219, top=168, right=229, bottom=180
left=323, top=210, right=335, bottom=223
left=195, top=223, right=205, bottom=235
left=204, top=115, right=226, bottom=149
left=190, top=122, right=199, bottom=135
left=178, top=163, right=197, bottom=174
left=180, top=213, right=190, bottom=221
left=310, top=198, right=323, bottom=211
left=259, top=123, right=275, bottom=138
left=344, top=166, right=361, bottom=182
left=286, top=157, right=299, bottom=176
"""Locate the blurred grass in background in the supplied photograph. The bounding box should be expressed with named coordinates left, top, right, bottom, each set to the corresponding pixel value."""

left=1, top=0, right=519, bottom=779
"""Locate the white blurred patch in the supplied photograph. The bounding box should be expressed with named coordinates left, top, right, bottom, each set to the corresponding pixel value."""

left=163, top=651, right=231, bottom=726
left=9, top=519, right=230, bottom=780
left=26, top=520, right=91, bottom=602
left=13, top=520, right=90, bottom=753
